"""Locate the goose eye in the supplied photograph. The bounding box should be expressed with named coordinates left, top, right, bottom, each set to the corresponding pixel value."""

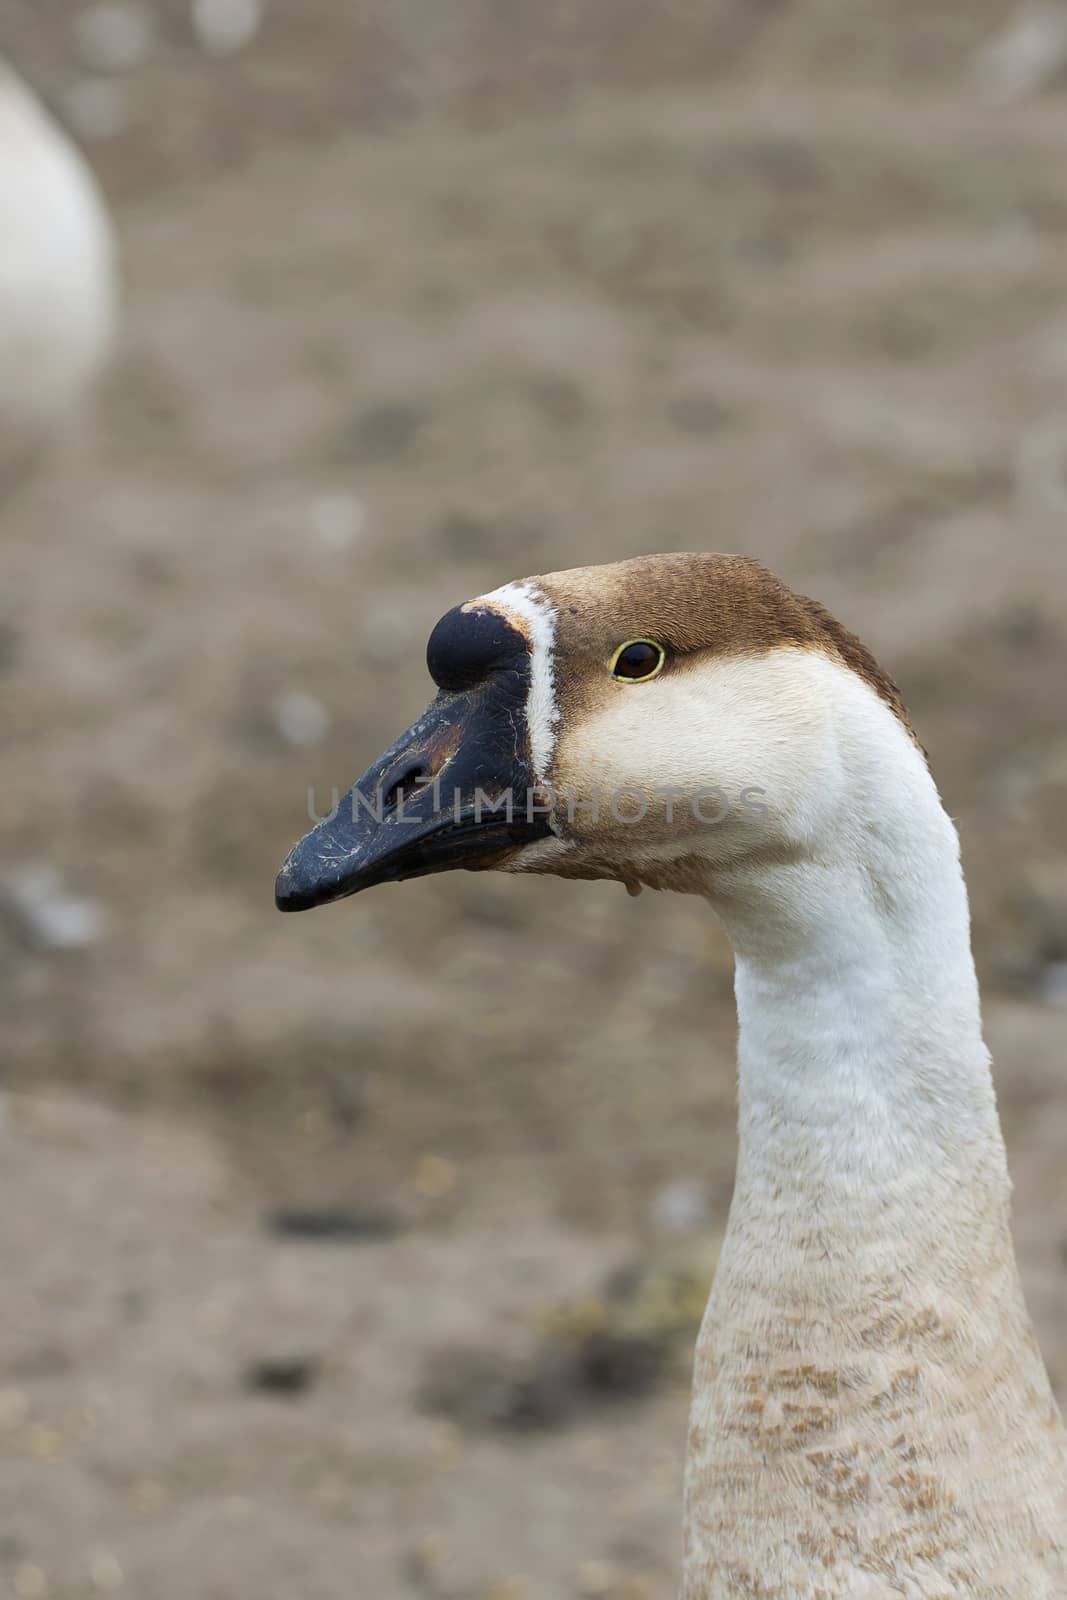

left=610, top=639, right=666, bottom=682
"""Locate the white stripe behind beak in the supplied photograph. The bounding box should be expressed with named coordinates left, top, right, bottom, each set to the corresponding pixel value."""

left=474, top=580, right=560, bottom=783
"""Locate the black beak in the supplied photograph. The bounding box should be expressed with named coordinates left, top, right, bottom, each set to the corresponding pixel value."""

left=275, top=682, right=553, bottom=912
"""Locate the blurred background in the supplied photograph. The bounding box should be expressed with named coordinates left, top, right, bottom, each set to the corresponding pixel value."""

left=3, top=2, right=1067, bottom=1596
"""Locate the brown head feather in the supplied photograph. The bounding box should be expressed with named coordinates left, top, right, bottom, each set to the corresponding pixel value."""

left=532, top=553, right=920, bottom=747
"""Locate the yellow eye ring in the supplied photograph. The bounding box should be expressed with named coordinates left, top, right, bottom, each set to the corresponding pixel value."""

left=609, top=638, right=667, bottom=683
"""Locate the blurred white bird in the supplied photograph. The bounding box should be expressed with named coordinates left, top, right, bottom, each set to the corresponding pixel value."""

left=0, top=60, right=118, bottom=479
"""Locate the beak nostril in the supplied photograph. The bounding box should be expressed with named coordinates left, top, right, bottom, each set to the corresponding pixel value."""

left=381, top=757, right=431, bottom=812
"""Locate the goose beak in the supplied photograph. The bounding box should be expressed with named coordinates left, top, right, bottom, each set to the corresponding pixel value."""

left=275, top=686, right=553, bottom=912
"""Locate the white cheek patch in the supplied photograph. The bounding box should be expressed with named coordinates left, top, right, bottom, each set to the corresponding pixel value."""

left=471, top=580, right=560, bottom=783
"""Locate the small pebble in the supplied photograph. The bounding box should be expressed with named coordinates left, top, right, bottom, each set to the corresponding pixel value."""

left=414, top=1154, right=458, bottom=1200
left=618, top=1580, right=657, bottom=1600
left=977, top=3, right=1067, bottom=102
left=406, top=1535, right=447, bottom=1587
left=487, top=1581, right=530, bottom=1600
left=62, top=79, right=130, bottom=142
left=88, top=1551, right=124, bottom=1593
left=5, top=867, right=104, bottom=952
left=26, top=1423, right=64, bottom=1459
left=312, top=491, right=366, bottom=550
left=191, top=0, right=263, bottom=56
left=128, top=1478, right=166, bottom=1512
left=268, top=1208, right=395, bottom=1242
left=431, top=1421, right=464, bottom=1464
left=13, top=1567, right=48, bottom=1600
left=274, top=691, right=330, bottom=748
left=1039, top=960, right=1067, bottom=1007
left=651, top=1178, right=709, bottom=1234
left=576, top=1560, right=618, bottom=1597
left=566, top=1297, right=608, bottom=1338
left=244, top=1356, right=319, bottom=1397
left=73, top=4, right=153, bottom=72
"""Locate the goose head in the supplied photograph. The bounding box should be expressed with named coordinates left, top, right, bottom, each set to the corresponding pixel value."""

left=275, top=553, right=919, bottom=916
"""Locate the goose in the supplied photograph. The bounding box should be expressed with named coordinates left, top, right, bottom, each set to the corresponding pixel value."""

left=275, top=553, right=1067, bottom=1597
left=0, top=61, right=117, bottom=480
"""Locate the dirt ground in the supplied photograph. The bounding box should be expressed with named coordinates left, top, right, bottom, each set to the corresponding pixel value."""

left=3, top=3, right=1067, bottom=1597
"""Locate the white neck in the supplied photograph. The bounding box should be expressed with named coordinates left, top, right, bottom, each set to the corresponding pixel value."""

left=682, top=679, right=1067, bottom=1596
left=729, top=841, right=997, bottom=1228
left=712, top=674, right=998, bottom=1220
